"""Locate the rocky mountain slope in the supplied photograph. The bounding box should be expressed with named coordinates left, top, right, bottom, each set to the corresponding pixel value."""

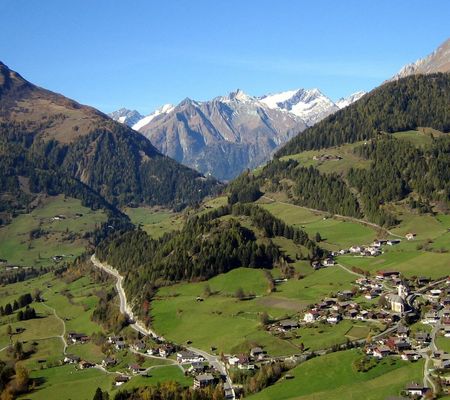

left=390, top=38, right=450, bottom=80
left=108, top=108, right=144, bottom=127
left=136, top=90, right=307, bottom=180
left=0, top=61, right=219, bottom=215
left=111, top=89, right=363, bottom=180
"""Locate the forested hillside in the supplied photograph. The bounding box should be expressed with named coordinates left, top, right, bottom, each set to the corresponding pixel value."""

left=0, top=61, right=220, bottom=222
left=277, top=73, right=450, bottom=156
left=97, top=203, right=323, bottom=320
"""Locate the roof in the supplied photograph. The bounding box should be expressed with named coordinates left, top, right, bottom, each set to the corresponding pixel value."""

left=196, top=373, right=214, bottom=382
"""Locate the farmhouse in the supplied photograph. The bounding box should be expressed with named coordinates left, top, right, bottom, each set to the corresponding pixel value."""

left=114, top=375, right=130, bottom=386
left=405, top=382, right=429, bottom=397
left=102, top=357, right=116, bottom=367
left=373, top=345, right=390, bottom=358
left=159, top=344, right=175, bottom=357
left=376, top=271, right=400, bottom=279
left=68, top=332, right=89, bottom=344
left=131, top=340, right=146, bottom=351
left=115, top=340, right=126, bottom=350
left=304, top=310, right=319, bottom=323
left=322, top=258, right=335, bottom=267
left=194, top=373, right=215, bottom=389
left=63, top=354, right=80, bottom=364
left=279, top=319, right=299, bottom=331
left=129, top=364, right=144, bottom=374
left=79, top=360, right=95, bottom=369
left=177, top=350, right=205, bottom=363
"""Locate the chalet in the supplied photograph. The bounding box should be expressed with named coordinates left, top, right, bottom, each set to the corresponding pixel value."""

left=423, top=311, right=440, bottom=324
left=159, top=344, right=174, bottom=358
left=405, top=382, right=429, bottom=397
left=114, top=375, right=130, bottom=386
left=376, top=271, right=400, bottom=279
left=429, top=289, right=442, bottom=298
left=146, top=348, right=158, bottom=356
left=129, top=364, right=144, bottom=374
left=79, top=360, right=95, bottom=369
left=115, top=341, right=127, bottom=350
left=401, top=350, right=420, bottom=361
left=279, top=319, right=299, bottom=331
left=396, top=325, right=409, bottom=338
left=63, top=354, right=80, bottom=364
left=414, top=332, right=431, bottom=345
left=131, top=340, right=146, bottom=351
left=322, top=258, right=335, bottom=267
left=68, top=332, right=88, bottom=344
left=188, top=361, right=205, bottom=373
left=194, top=373, right=215, bottom=389
left=348, top=309, right=358, bottom=319
left=107, top=335, right=122, bottom=344
left=250, top=347, right=264, bottom=358
left=228, top=354, right=252, bottom=370
left=349, top=246, right=361, bottom=254
left=417, top=277, right=430, bottom=286
left=177, top=351, right=204, bottom=363
left=102, top=357, right=116, bottom=368
left=304, top=310, right=319, bottom=323
left=373, top=345, right=390, bottom=358
left=327, top=313, right=342, bottom=324
left=339, top=249, right=349, bottom=255
left=405, top=233, right=416, bottom=241
left=338, top=290, right=354, bottom=300
left=311, top=261, right=321, bottom=270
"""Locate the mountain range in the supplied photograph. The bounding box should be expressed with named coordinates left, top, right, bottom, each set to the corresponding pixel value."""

left=110, top=89, right=365, bottom=180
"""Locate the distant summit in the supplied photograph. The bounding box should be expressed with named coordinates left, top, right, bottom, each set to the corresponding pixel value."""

left=390, top=38, right=450, bottom=80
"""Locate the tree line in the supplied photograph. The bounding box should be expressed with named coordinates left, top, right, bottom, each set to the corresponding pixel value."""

left=276, top=73, right=450, bottom=156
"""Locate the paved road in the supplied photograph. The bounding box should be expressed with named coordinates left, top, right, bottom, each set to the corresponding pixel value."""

left=91, top=254, right=235, bottom=399
left=261, top=196, right=404, bottom=239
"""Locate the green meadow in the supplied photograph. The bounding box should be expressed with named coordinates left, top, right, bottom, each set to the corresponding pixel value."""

left=123, top=206, right=184, bottom=238
left=0, top=195, right=106, bottom=268
left=248, top=350, right=424, bottom=400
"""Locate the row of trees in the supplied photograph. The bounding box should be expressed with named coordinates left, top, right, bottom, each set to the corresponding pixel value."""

left=0, top=292, right=35, bottom=317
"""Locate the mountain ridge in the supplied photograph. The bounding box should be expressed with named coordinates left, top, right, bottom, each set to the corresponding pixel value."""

left=109, top=88, right=364, bottom=180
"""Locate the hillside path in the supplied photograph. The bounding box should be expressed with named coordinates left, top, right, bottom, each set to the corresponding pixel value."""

left=40, top=301, right=68, bottom=354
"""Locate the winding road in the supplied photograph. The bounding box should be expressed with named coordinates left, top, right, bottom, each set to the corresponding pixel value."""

left=91, top=254, right=235, bottom=399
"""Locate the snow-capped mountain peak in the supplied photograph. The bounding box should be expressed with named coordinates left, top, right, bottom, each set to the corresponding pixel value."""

left=335, top=91, right=367, bottom=109
left=259, top=88, right=337, bottom=126
left=131, top=103, right=174, bottom=131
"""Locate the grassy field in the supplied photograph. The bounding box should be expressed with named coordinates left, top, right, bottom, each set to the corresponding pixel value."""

left=123, top=206, right=184, bottom=238
left=27, top=364, right=114, bottom=400
left=260, top=200, right=379, bottom=250
left=279, top=141, right=371, bottom=176
left=248, top=350, right=424, bottom=400
left=436, top=336, right=450, bottom=353
left=152, top=266, right=360, bottom=356
left=287, top=320, right=380, bottom=352
left=0, top=195, right=106, bottom=268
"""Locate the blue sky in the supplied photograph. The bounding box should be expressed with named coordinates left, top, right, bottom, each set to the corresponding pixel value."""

left=0, top=0, right=448, bottom=114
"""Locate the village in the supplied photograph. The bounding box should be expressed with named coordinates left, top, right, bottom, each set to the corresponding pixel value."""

left=57, top=236, right=449, bottom=400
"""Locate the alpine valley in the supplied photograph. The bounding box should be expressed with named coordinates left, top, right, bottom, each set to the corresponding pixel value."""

left=0, top=18, right=449, bottom=400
